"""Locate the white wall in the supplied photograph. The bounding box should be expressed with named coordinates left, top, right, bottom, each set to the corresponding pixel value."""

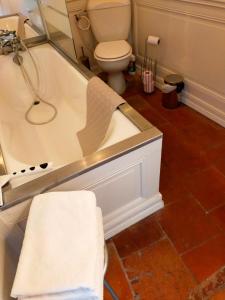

left=0, top=0, right=44, bottom=33
left=0, top=0, right=23, bottom=15
left=132, top=0, right=225, bottom=127
left=66, top=0, right=96, bottom=66
left=0, top=0, right=37, bottom=15
left=40, top=0, right=72, bottom=38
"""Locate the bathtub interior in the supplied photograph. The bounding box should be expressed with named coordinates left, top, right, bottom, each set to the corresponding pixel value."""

left=0, top=43, right=140, bottom=188
left=0, top=16, right=38, bottom=38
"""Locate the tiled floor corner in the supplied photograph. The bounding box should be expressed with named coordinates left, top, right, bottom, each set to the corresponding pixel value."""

left=123, top=239, right=197, bottom=300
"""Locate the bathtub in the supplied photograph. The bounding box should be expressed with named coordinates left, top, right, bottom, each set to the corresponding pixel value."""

left=0, top=15, right=39, bottom=38
left=0, top=41, right=163, bottom=233
left=0, top=41, right=163, bottom=299
left=0, top=42, right=163, bottom=233
left=0, top=43, right=140, bottom=185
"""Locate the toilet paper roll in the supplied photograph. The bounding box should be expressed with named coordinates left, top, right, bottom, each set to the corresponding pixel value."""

left=142, top=70, right=154, bottom=93
left=147, top=35, right=160, bottom=45
left=142, top=70, right=152, bottom=83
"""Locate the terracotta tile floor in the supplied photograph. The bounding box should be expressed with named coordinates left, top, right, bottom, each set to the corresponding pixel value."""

left=104, top=74, right=225, bottom=299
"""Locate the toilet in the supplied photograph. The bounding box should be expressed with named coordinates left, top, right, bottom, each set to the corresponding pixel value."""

left=87, top=0, right=132, bottom=95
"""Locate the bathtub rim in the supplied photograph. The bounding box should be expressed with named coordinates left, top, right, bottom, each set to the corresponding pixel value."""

left=0, top=40, right=162, bottom=211
left=1, top=125, right=162, bottom=210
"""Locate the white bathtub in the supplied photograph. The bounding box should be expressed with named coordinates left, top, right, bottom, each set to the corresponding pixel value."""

left=0, top=41, right=163, bottom=299
left=0, top=42, right=163, bottom=230
left=0, top=15, right=38, bottom=38
left=0, top=40, right=163, bottom=228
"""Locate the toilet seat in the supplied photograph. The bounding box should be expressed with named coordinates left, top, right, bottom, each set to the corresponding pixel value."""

left=94, top=40, right=131, bottom=61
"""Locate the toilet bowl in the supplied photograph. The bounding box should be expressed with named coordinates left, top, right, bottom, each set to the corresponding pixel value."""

left=87, top=0, right=132, bottom=95
left=94, top=40, right=132, bottom=94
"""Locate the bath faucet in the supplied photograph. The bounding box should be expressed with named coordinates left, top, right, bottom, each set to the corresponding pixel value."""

left=0, top=30, right=23, bottom=56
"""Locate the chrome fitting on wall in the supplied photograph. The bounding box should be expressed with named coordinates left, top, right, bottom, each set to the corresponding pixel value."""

left=0, top=30, right=24, bottom=55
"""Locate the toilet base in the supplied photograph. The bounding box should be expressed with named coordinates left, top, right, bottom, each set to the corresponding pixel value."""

left=108, top=72, right=126, bottom=95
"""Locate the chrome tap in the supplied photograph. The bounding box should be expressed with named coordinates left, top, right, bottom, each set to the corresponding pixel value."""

left=0, top=30, right=23, bottom=55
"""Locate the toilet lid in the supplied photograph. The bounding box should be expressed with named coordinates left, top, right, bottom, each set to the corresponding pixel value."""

left=95, top=40, right=131, bottom=60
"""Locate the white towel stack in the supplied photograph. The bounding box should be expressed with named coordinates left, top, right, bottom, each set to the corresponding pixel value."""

left=11, top=191, right=104, bottom=300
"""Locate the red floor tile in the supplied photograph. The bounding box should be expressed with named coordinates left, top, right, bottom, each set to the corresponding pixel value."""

left=126, top=94, right=151, bottom=112
left=157, top=123, right=209, bottom=175
left=180, top=121, right=225, bottom=151
left=140, top=107, right=169, bottom=128
left=123, top=239, right=196, bottom=300
left=210, top=204, right=225, bottom=232
left=156, top=198, right=220, bottom=254
left=160, top=161, right=193, bottom=206
left=104, top=242, right=133, bottom=300
left=160, top=180, right=192, bottom=205
left=188, top=265, right=225, bottom=299
left=206, top=143, right=225, bottom=177
left=182, top=234, right=225, bottom=283
left=113, top=216, right=164, bottom=258
left=159, top=161, right=188, bottom=194
left=167, top=142, right=209, bottom=176
left=210, top=289, right=225, bottom=300
left=144, top=90, right=178, bottom=120
left=156, top=103, right=211, bottom=129
left=186, top=167, right=225, bottom=211
left=122, top=73, right=143, bottom=98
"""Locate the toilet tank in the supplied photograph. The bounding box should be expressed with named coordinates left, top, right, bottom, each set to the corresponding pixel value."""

left=87, top=0, right=131, bottom=42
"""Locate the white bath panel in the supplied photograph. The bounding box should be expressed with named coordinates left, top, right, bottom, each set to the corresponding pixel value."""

left=103, top=193, right=163, bottom=239
left=52, top=138, right=163, bottom=238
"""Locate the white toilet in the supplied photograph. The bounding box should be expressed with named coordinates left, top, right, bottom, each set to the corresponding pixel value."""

left=87, top=0, right=132, bottom=95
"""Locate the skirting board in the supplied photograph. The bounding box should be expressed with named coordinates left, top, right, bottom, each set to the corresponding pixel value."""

left=182, top=90, right=225, bottom=128
left=104, top=193, right=164, bottom=239
left=137, top=60, right=225, bottom=128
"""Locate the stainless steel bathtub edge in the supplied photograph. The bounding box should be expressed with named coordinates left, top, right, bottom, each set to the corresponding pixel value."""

left=2, top=126, right=162, bottom=210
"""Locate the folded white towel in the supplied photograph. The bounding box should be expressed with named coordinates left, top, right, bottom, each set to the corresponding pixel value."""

left=11, top=191, right=104, bottom=300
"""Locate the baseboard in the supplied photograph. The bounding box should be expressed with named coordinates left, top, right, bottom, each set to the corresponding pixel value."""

left=182, top=90, right=225, bottom=127
left=103, top=193, right=164, bottom=239
left=137, top=61, right=225, bottom=128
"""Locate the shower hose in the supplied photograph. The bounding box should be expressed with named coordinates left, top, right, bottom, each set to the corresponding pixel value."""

left=17, top=39, right=57, bottom=125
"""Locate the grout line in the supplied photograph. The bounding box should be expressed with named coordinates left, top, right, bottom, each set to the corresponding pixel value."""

left=188, top=192, right=211, bottom=214
left=180, top=232, right=225, bottom=257
left=207, top=201, right=225, bottom=214
left=117, top=235, right=167, bottom=261
left=110, top=241, right=136, bottom=298
left=165, top=234, right=199, bottom=285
